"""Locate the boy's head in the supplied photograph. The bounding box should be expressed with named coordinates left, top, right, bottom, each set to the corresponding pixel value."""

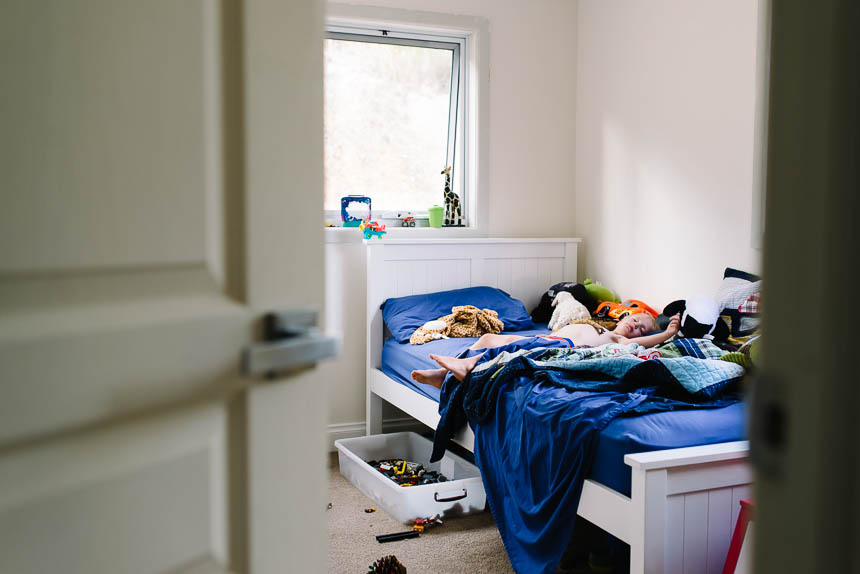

left=615, top=312, right=658, bottom=338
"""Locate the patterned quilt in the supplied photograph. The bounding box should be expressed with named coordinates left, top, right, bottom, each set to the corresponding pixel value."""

left=430, top=338, right=744, bottom=574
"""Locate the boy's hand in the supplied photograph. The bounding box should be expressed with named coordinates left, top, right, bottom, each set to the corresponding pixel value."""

left=666, top=313, right=681, bottom=336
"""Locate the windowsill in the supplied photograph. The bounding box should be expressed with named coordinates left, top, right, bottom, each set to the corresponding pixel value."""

left=324, top=225, right=486, bottom=244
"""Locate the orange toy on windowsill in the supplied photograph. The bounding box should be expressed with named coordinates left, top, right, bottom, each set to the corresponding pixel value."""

left=593, top=299, right=659, bottom=321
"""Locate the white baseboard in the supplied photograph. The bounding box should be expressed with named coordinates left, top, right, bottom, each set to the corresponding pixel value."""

left=327, top=417, right=429, bottom=451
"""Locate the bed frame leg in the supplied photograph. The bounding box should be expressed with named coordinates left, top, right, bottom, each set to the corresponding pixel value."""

left=366, top=391, right=383, bottom=436
left=629, top=468, right=667, bottom=574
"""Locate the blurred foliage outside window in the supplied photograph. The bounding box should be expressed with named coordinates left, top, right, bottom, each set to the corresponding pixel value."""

left=323, top=38, right=455, bottom=214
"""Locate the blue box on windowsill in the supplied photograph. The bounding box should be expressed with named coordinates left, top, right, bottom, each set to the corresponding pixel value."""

left=341, top=195, right=371, bottom=227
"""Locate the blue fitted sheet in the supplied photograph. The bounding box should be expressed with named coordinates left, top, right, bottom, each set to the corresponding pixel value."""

left=380, top=330, right=746, bottom=496
left=381, top=326, right=553, bottom=402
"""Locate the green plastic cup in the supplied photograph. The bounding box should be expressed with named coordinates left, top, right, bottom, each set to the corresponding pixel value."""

left=428, top=205, right=444, bottom=228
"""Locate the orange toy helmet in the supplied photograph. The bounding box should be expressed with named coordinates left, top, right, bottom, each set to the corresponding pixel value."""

left=594, top=299, right=659, bottom=321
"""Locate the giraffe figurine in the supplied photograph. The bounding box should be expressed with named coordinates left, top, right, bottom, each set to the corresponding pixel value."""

left=441, top=166, right=462, bottom=226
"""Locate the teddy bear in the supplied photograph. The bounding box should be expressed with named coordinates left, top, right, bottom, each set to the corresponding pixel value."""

left=548, top=291, right=591, bottom=332
left=531, top=282, right=598, bottom=322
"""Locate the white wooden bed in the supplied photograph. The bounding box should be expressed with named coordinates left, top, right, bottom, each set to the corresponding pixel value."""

left=365, top=238, right=752, bottom=574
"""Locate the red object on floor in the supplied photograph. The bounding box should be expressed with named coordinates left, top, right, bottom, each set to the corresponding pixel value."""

left=722, top=499, right=755, bottom=574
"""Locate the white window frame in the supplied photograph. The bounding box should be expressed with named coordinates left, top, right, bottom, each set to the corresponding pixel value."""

left=751, top=0, right=771, bottom=250
left=324, top=27, right=463, bottom=222
left=324, top=3, right=488, bottom=239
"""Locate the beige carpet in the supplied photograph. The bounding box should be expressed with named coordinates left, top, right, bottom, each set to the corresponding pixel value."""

left=327, top=452, right=515, bottom=574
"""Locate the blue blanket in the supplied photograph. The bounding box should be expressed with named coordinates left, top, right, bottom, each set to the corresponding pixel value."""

left=431, top=343, right=743, bottom=574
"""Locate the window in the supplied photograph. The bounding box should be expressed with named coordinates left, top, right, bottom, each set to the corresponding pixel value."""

left=323, top=23, right=466, bottom=225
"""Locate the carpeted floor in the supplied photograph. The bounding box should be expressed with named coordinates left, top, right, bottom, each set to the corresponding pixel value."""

left=327, top=452, right=515, bottom=574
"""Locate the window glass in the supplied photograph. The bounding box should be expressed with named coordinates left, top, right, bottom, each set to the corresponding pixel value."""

left=323, top=38, right=455, bottom=214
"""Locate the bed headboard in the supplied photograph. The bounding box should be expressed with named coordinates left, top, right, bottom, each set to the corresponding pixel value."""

left=366, top=238, right=581, bottom=370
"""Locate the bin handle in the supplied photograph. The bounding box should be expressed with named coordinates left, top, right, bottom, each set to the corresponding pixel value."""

left=434, top=489, right=467, bottom=503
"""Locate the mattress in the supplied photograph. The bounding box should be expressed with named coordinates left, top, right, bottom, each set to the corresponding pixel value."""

left=380, top=330, right=746, bottom=496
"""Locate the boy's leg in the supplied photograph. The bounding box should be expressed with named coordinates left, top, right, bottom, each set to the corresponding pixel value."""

left=429, top=352, right=484, bottom=382
left=470, top=333, right=526, bottom=350
left=412, top=351, right=486, bottom=388
left=414, top=334, right=526, bottom=388
left=411, top=367, right=447, bottom=389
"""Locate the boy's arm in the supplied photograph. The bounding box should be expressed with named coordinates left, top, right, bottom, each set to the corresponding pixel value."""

left=614, top=314, right=681, bottom=348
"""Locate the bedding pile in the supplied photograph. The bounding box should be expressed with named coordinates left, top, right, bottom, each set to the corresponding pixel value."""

left=431, top=339, right=744, bottom=574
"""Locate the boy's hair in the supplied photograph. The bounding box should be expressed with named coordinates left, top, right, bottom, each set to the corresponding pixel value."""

left=642, top=313, right=659, bottom=333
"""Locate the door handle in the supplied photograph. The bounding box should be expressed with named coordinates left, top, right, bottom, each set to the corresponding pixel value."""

left=241, top=309, right=340, bottom=377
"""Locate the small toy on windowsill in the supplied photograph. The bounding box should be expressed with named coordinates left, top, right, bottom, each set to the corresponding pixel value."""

left=401, top=216, right=416, bottom=227
left=441, top=166, right=463, bottom=226
left=360, top=218, right=387, bottom=240
left=341, top=195, right=372, bottom=227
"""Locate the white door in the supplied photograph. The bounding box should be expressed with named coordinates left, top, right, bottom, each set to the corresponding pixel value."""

left=751, top=1, right=860, bottom=573
left=0, top=1, right=330, bottom=573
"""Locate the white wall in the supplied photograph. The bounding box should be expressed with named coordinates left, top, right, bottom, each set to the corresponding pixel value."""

left=575, top=0, right=763, bottom=309
left=322, top=242, right=368, bottom=432
left=321, top=0, right=580, bottom=440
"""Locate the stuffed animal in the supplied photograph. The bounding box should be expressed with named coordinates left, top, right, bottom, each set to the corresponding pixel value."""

left=594, top=299, right=659, bottom=321
left=663, top=295, right=730, bottom=341
left=441, top=166, right=462, bottom=226
left=409, top=305, right=504, bottom=345
left=548, top=291, right=591, bottom=332
left=531, top=282, right=597, bottom=322
left=408, top=320, right=449, bottom=344
left=583, top=278, right=620, bottom=304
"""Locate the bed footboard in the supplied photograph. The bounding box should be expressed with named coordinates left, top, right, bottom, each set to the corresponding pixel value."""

left=625, top=441, right=752, bottom=574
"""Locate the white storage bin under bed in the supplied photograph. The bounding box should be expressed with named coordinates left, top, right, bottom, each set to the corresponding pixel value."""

left=335, top=432, right=487, bottom=524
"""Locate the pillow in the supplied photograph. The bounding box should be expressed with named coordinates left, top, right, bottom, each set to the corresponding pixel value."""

left=715, top=268, right=761, bottom=313
left=381, top=286, right=534, bottom=342
left=715, top=268, right=762, bottom=339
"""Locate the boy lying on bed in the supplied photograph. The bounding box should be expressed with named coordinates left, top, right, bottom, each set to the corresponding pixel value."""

left=411, top=312, right=681, bottom=388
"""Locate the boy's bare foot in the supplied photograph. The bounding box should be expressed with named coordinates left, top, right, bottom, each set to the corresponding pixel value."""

left=411, top=368, right=447, bottom=389
left=430, top=352, right=483, bottom=382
